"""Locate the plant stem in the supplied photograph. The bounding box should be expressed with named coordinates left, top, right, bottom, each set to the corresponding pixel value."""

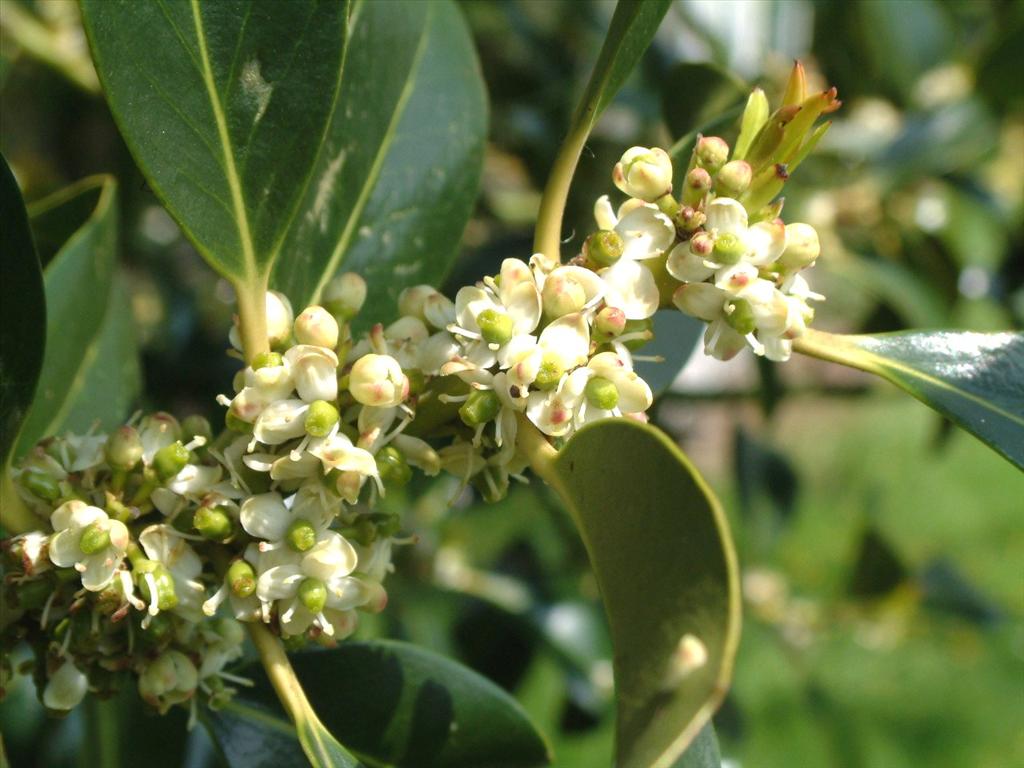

left=533, top=120, right=592, bottom=263
left=513, top=414, right=560, bottom=489
left=235, top=276, right=270, bottom=365
left=247, top=623, right=323, bottom=733
left=0, top=468, right=38, bottom=535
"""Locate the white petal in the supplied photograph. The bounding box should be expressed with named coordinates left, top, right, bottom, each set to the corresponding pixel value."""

left=253, top=400, right=310, bottom=445
left=302, top=532, right=358, bottom=580
left=538, top=313, right=590, bottom=369
left=594, top=194, right=617, bottom=230
left=665, top=242, right=715, bottom=283
left=672, top=282, right=727, bottom=321
left=526, top=391, right=575, bottom=437
left=454, top=286, right=496, bottom=332
left=43, top=661, right=88, bottom=710
left=705, top=197, right=748, bottom=235
left=140, top=524, right=202, bottom=578
left=48, top=529, right=82, bottom=568
left=80, top=553, right=119, bottom=591
left=240, top=493, right=292, bottom=541
left=611, top=370, right=653, bottom=413
left=746, top=219, right=787, bottom=266
left=504, top=282, right=542, bottom=335
left=602, top=259, right=659, bottom=320
left=258, top=565, right=304, bottom=601
left=285, top=346, right=339, bottom=403
left=278, top=598, right=315, bottom=636
left=615, top=204, right=675, bottom=260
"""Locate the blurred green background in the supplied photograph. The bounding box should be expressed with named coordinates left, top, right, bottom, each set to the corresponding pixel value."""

left=2, top=1, right=1022, bottom=766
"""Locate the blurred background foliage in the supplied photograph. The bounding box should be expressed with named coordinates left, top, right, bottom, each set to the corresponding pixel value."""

left=2, top=1, right=1022, bottom=766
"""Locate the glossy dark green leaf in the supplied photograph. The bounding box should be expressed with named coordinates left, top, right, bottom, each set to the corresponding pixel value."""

left=795, top=329, right=1024, bottom=470
left=574, top=0, right=673, bottom=133
left=80, top=0, right=349, bottom=285
left=639, top=311, right=703, bottom=396
left=535, top=419, right=740, bottom=768
left=272, top=0, right=486, bottom=326
left=0, top=153, right=44, bottom=467
left=662, top=62, right=747, bottom=155
left=14, top=176, right=122, bottom=457
left=206, top=640, right=551, bottom=768
left=670, top=722, right=721, bottom=768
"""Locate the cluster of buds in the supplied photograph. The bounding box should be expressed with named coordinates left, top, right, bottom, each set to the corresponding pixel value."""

left=597, top=62, right=838, bottom=360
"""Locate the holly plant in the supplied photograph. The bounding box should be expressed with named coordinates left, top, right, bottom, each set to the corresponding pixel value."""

left=1, top=2, right=1021, bottom=768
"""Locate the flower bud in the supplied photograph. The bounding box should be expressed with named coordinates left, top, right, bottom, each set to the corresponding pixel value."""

left=43, top=660, right=88, bottom=712
left=20, top=466, right=61, bottom=501
left=294, top=305, right=339, bottom=349
left=476, top=309, right=514, bottom=346
left=305, top=399, right=339, bottom=437
left=715, top=160, right=752, bottom=198
left=9, top=532, right=51, bottom=576
left=375, top=446, right=412, bottom=488
left=682, top=167, right=712, bottom=207
left=584, top=230, right=623, bottom=268
left=459, top=389, right=501, bottom=427
left=266, top=291, right=294, bottom=349
left=193, top=504, right=234, bottom=541
left=180, top=414, right=212, bottom=443
left=542, top=273, right=588, bottom=318
left=105, top=426, right=143, bottom=471
left=227, top=559, right=256, bottom=598
left=675, top=205, right=706, bottom=233
left=585, top=376, right=619, bottom=410
left=690, top=232, right=715, bottom=257
left=138, top=651, right=197, bottom=712
left=593, top=306, right=627, bottom=342
left=776, top=223, right=820, bottom=271
left=397, top=285, right=440, bottom=321
left=349, top=354, right=409, bottom=407
left=285, top=345, right=339, bottom=403
left=734, top=88, right=770, bottom=161
left=153, top=441, right=190, bottom=481
left=322, top=273, right=367, bottom=320
left=695, top=136, right=729, bottom=173
left=613, top=146, right=673, bottom=202
left=298, top=577, right=327, bottom=614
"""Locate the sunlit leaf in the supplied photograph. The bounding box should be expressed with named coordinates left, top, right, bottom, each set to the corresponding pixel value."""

left=272, top=0, right=486, bottom=326
left=206, top=640, right=551, bottom=768
left=0, top=153, right=44, bottom=467
left=795, top=329, right=1024, bottom=470
left=527, top=419, right=741, bottom=768
left=80, top=0, right=349, bottom=286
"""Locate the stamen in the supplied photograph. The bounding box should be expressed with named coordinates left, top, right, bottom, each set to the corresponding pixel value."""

left=40, top=590, right=57, bottom=629
left=203, top=583, right=228, bottom=616
left=183, top=435, right=207, bottom=452
left=745, top=332, right=766, bottom=356
left=318, top=611, right=335, bottom=637
left=447, top=323, right=481, bottom=341
left=144, top=572, right=160, bottom=616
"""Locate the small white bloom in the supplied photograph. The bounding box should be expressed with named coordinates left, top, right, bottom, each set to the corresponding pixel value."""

left=48, top=501, right=129, bottom=591
left=349, top=354, right=409, bottom=407
left=284, top=345, right=339, bottom=403
left=612, top=146, right=673, bottom=202
left=43, top=660, right=88, bottom=711
left=253, top=399, right=310, bottom=445
left=139, top=524, right=206, bottom=620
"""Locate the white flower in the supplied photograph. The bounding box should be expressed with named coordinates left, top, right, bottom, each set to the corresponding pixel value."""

left=43, top=660, right=88, bottom=711
left=253, top=399, right=309, bottom=445
left=139, top=524, right=206, bottom=620
left=138, top=412, right=180, bottom=464
left=612, top=146, right=674, bottom=202
left=284, top=345, right=339, bottom=403
left=703, top=198, right=786, bottom=268
left=239, top=491, right=331, bottom=548
left=504, top=313, right=591, bottom=390
left=48, top=501, right=129, bottom=591
left=601, top=258, right=660, bottom=320
left=593, top=197, right=675, bottom=261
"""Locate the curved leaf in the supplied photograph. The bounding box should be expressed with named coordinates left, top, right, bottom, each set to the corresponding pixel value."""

left=80, top=0, right=349, bottom=285
left=14, top=176, right=124, bottom=456
left=0, top=153, right=44, bottom=467
left=794, top=329, right=1024, bottom=470
left=206, top=640, right=551, bottom=768
left=522, top=419, right=740, bottom=768
left=272, top=0, right=486, bottom=326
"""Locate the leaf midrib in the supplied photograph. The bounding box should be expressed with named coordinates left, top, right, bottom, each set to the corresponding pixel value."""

left=306, top=0, right=436, bottom=306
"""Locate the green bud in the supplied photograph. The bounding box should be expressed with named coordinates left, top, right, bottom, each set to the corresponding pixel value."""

left=225, top=411, right=254, bottom=434
left=585, top=230, right=624, bottom=268
left=695, top=136, right=729, bottom=173
left=298, top=577, right=327, bottom=614
left=20, top=466, right=60, bottom=501
left=459, top=389, right=501, bottom=426
left=136, top=561, right=178, bottom=612
left=286, top=519, right=317, bottom=553
left=715, top=160, right=752, bottom=198
left=724, top=298, right=756, bottom=335
left=153, top=441, right=189, bottom=481
left=227, top=559, right=256, bottom=598
left=253, top=351, right=283, bottom=370
left=304, top=399, right=339, bottom=437
left=534, top=353, right=565, bottom=390
left=712, top=232, right=747, bottom=265
left=78, top=522, right=111, bottom=555
left=105, top=426, right=144, bottom=471
left=376, top=446, right=412, bottom=489
left=476, top=309, right=513, bottom=346
left=585, top=376, right=619, bottom=410
left=193, top=505, right=233, bottom=541
left=180, top=414, right=213, bottom=443
left=593, top=306, right=627, bottom=342
left=343, top=518, right=377, bottom=546
left=733, top=88, right=770, bottom=161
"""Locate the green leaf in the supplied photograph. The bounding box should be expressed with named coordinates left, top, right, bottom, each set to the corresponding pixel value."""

left=671, top=722, right=721, bottom=768
left=574, top=0, right=673, bottom=133
left=661, top=63, right=747, bottom=157
left=79, top=0, right=349, bottom=286
left=271, top=0, right=486, bottom=325
left=14, top=176, right=124, bottom=456
left=0, top=153, right=44, bottom=468
left=529, top=419, right=740, bottom=768
left=794, top=329, right=1024, bottom=470
left=206, top=640, right=552, bottom=768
